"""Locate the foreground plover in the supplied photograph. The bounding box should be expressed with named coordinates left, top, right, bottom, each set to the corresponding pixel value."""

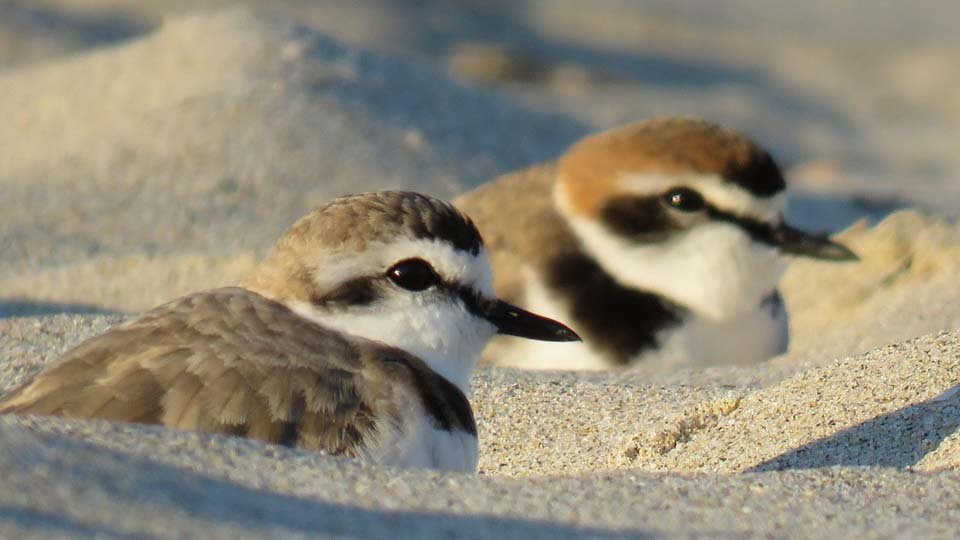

left=456, top=118, right=856, bottom=370
left=0, top=191, right=578, bottom=472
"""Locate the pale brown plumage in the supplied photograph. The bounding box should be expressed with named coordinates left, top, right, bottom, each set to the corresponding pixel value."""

left=1, top=288, right=425, bottom=451
left=0, top=191, right=582, bottom=469
left=245, top=190, right=483, bottom=303
left=0, top=287, right=475, bottom=455
left=455, top=162, right=571, bottom=308
left=455, top=118, right=781, bottom=303
left=455, top=118, right=813, bottom=368
left=0, top=191, right=488, bottom=458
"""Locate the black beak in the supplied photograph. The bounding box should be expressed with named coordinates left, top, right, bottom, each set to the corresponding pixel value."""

left=485, top=300, right=581, bottom=342
left=769, top=222, right=858, bottom=261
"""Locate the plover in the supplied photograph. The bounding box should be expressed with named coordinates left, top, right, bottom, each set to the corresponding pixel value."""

left=456, top=118, right=856, bottom=370
left=0, top=191, right=579, bottom=472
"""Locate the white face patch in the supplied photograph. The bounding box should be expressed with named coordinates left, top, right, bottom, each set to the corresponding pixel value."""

left=556, top=174, right=789, bottom=320
left=293, top=239, right=497, bottom=392
left=316, top=238, right=495, bottom=300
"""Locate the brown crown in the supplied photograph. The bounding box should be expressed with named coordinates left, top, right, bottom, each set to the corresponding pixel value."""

left=246, top=191, right=483, bottom=301
left=558, top=118, right=785, bottom=216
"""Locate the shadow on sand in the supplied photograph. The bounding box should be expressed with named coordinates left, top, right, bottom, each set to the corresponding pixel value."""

left=0, top=299, right=120, bottom=319
left=3, top=2, right=147, bottom=53
left=0, top=422, right=652, bottom=539
left=750, top=385, right=960, bottom=471
left=786, top=191, right=909, bottom=232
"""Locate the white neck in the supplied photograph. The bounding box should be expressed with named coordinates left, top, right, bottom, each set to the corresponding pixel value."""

left=556, top=184, right=788, bottom=321
left=287, top=298, right=493, bottom=393
left=277, top=238, right=498, bottom=393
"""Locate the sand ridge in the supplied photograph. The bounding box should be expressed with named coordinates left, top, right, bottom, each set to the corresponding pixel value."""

left=2, top=315, right=960, bottom=537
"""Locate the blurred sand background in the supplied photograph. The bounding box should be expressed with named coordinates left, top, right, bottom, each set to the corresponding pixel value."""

left=1, top=2, right=959, bottom=538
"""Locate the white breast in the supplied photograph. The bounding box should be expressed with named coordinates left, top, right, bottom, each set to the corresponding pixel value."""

left=488, top=269, right=788, bottom=370
left=639, top=298, right=789, bottom=369
left=377, top=413, right=479, bottom=473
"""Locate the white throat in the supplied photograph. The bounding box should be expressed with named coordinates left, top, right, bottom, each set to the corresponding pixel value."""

left=288, top=297, right=494, bottom=394
left=284, top=238, right=498, bottom=392
left=556, top=181, right=788, bottom=321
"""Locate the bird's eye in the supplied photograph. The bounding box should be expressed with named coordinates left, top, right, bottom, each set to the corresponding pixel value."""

left=662, top=187, right=705, bottom=212
left=386, top=258, right=439, bottom=292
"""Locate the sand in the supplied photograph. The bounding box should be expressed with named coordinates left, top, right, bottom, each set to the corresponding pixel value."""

left=2, top=5, right=959, bottom=539
left=2, top=316, right=960, bottom=538
left=0, top=8, right=584, bottom=273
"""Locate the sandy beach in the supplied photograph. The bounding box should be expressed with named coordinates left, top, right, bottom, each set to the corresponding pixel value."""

left=2, top=4, right=959, bottom=538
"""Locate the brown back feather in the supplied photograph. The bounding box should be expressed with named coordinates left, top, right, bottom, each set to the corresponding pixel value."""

left=0, top=288, right=435, bottom=457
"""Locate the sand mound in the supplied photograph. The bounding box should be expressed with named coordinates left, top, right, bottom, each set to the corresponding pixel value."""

left=474, top=328, right=960, bottom=477
left=0, top=253, right=256, bottom=316
left=1, top=416, right=957, bottom=539
left=628, top=332, right=960, bottom=473
left=781, top=210, right=960, bottom=365
left=0, top=8, right=584, bottom=272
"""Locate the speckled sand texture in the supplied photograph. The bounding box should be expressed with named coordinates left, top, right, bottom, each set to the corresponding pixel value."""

left=2, top=5, right=960, bottom=539
left=2, top=316, right=960, bottom=538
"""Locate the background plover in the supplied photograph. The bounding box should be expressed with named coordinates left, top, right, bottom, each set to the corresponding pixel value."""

left=456, top=118, right=856, bottom=371
left=0, top=191, right=579, bottom=472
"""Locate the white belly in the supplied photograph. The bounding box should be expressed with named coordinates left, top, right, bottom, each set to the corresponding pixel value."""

left=377, top=415, right=479, bottom=473
left=640, top=299, right=789, bottom=369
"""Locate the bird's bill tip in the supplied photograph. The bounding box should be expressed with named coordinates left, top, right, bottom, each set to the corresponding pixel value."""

left=772, top=223, right=859, bottom=262
left=485, top=300, right=581, bottom=342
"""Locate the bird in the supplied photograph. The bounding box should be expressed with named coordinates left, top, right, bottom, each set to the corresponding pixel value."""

left=455, top=117, right=856, bottom=371
left=0, top=191, right=580, bottom=473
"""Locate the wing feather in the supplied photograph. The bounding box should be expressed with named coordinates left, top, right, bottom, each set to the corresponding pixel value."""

left=161, top=371, right=205, bottom=429
left=0, top=288, right=401, bottom=458
left=81, top=367, right=164, bottom=421
left=208, top=369, right=254, bottom=426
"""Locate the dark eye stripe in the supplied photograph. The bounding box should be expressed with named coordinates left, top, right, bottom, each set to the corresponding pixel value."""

left=453, top=285, right=489, bottom=319
left=600, top=195, right=677, bottom=242
left=310, top=277, right=380, bottom=307
left=704, top=206, right=778, bottom=246
left=601, top=190, right=781, bottom=247
left=310, top=269, right=490, bottom=318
